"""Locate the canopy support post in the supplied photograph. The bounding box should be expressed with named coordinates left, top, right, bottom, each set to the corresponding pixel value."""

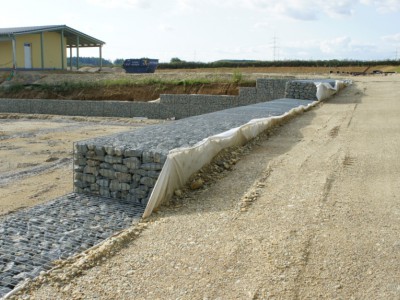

left=40, top=32, right=44, bottom=69
left=60, top=29, right=65, bottom=69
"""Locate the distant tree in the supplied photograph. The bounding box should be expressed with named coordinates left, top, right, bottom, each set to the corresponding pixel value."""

left=170, top=57, right=185, bottom=63
left=113, top=58, right=125, bottom=66
left=66, top=57, right=113, bottom=67
left=157, top=59, right=400, bottom=70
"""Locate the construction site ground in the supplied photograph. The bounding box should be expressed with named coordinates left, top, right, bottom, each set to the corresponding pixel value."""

left=1, top=73, right=399, bottom=299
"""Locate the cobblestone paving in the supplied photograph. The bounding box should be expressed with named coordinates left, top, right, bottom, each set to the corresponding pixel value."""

left=0, top=193, right=144, bottom=297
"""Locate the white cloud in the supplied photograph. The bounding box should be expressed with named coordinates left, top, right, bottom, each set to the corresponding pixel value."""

left=324, top=2, right=355, bottom=17
left=286, top=39, right=321, bottom=50
left=382, top=33, right=400, bottom=43
left=86, top=0, right=151, bottom=9
left=360, top=0, right=400, bottom=13
left=244, top=0, right=318, bottom=20
left=281, top=39, right=321, bottom=59
left=253, top=22, right=271, bottom=29
left=320, top=36, right=352, bottom=54
left=174, top=0, right=243, bottom=13
left=319, top=36, right=377, bottom=59
left=159, top=24, right=175, bottom=32
left=176, top=0, right=197, bottom=11
left=237, top=0, right=356, bottom=20
left=212, top=44, right=274, bottom=60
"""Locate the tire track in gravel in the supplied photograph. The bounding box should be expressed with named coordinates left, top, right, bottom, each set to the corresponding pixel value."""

left=290, top=79, right=400, bottom=299
left=281, top=87, right=360, bottom=298
left=15, top=77, right=400, bottom=299
left=0, top=122, right=146, bottom=141
left=0, top=158, right=71, bottom=187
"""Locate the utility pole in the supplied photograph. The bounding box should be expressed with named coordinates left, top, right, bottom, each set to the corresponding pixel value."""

left=272, top=35, right=279, bottom=61
left=272, top=35, right=277, bottom=61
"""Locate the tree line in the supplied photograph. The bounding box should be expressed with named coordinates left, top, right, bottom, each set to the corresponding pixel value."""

left=66, top=57, right=118, bottom=67
left=66, top=57, right=400, bottom=69
left=160, top=58, right=400, bottom=69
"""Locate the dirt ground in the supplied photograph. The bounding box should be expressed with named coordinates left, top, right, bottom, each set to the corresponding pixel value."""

left=0, top=115, right=162, bottom=216
left=3, top=74, right=399, bottom=299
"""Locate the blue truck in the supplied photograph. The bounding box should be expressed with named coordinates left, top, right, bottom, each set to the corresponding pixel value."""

left=122, top=58, right=159, bottom=73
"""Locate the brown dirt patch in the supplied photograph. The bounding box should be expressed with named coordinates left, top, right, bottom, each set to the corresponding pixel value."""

left=0, top=114, right=162, bottom=216
left=0, top=82, right=249, bottom=101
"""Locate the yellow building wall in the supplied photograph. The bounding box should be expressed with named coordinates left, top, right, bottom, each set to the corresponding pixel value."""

left=0, top=32, right=67, bottom=69
left=0, top=41, right=14, bottom=68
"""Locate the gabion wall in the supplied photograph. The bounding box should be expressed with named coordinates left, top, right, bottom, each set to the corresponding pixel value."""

left=285, top=80, right=319, bottom=100
left=0, top=79, right=290, bottom=119
left=74, top=144, right=165, bottom=205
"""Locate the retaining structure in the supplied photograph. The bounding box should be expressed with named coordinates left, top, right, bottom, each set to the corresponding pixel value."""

left=1, top=78, right=340, bottom=206
left=285, top=80, right=318, bottom=100
left=0, top=79, right=290, bottom=119
left=73, top=98, right=316, bottom=205
left=0, top=78, right=345, bottom=299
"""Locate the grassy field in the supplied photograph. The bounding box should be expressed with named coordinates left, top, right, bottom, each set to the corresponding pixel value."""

left=0, top=65, right=397, bottom=101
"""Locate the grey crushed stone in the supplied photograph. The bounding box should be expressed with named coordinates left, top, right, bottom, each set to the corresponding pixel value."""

left=77, top=98, right=315, bottom=157
left=0, top=193, right=144, bottom=298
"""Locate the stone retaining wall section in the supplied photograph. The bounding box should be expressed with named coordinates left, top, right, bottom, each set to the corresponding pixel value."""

left=285, top=80, right=329, bottom=100
left=73, top=98, right=315, bottom=205
left=2, top=79, right=329, bottom=205
left=74, top=143, right=165, bottom=205
left=157, top=94, right=236, bottom=119
left=0, top=79, right=291, bottom=119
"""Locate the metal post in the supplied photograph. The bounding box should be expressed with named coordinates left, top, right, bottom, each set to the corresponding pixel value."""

left=61, top=29, right=65, bottom=70
left=40, top=32, right=44, bottom=69
left=99, top=45, right=103, bottom=71
left=76, top=36, right=80, bottom=70
left=69, top=46, right=72, bottom=71
left=11, top=36, right=17, bottom=70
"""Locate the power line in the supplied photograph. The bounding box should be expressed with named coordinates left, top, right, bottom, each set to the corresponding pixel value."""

left=272, top=35, right=279, bottom=61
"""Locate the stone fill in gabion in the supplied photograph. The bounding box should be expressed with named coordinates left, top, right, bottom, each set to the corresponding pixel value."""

left=285, top=79, right=336, bottom=100
left=74, top=98, right=315, bottom=205
left=0, top=78, right=290, bottom=119
left=0, top=193, right=144, bottom=298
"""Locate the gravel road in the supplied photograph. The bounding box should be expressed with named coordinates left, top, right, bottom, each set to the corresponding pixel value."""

left=11, top=75, right=400, bottom=299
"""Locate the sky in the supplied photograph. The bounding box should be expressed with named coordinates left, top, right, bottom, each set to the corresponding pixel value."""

left=1, top=0, right=400, bottom=63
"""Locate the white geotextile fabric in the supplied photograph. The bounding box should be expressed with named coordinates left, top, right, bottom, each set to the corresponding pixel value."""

left=143, top=101, right=317, bottom=217
left=315, top=80, right=347, bottom=101
left=143, top=80, right=348, bottom=217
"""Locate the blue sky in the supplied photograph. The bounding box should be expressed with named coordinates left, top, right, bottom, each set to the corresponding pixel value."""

left=2, top=0, right=400, bottom=62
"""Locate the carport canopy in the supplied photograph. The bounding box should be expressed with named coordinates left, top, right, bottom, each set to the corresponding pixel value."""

left=0, top=25, right=105, bottom=70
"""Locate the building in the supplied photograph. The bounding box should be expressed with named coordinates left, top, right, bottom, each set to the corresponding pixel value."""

left=0, top=25, right=105, bottom=70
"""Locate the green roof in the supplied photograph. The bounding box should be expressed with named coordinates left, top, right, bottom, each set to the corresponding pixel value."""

left=0, top=25, right=105, bottom=47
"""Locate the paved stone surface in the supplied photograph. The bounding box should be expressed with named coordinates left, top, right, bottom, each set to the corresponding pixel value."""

left=0, top=193, right=144, bottom=297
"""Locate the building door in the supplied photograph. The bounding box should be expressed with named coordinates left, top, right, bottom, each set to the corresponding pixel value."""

left=24, top=43, right=32, bottom=68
